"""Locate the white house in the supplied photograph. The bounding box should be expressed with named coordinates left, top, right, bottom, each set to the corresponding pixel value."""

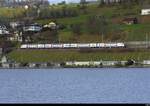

left=8, top=31, right=23, bottom=42
left=43, top=22, right=57, bottom=30
left=10, top=21, right=24, bottom=29
left=0, top=26, right=10, bottom=35
left=23, top=23, right=42, bottom=32
left=66, top=61, right=126, bottom=67
left=1, top=56, right=8, bottom=63
left=143, top=60, right=150, bottom=65
left=1, top=56, right=10, bottom=68
left=141, top=9, right=150, bottom=15
left=66, top=61, right=102, bottom=66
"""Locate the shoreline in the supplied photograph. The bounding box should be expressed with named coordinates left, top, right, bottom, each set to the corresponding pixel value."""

left=1, top=57, right=150, bottom=69
left=0, top=66, right=150, bottom=70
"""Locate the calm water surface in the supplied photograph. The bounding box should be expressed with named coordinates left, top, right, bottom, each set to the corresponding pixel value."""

left=0, top=68, right=150, bottom=103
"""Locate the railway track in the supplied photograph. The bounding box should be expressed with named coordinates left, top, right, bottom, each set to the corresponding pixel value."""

left=18, top=47, right=150, bottom=53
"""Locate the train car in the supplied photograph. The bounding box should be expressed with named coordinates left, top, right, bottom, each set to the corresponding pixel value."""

left=70, top=44, right=78, bottom=48
left=89, top=43, right=97, bottom=48
left=63, top=44, right=71, bottom=48
left=45, top=44, right=52, bottom=49
left=105, top=43, right=113, bottom=48
left=77, top=43, right=90, bottom=48
left=97, top=43, right=123, bottom=48
left=110, top=43, right=118, bottom=48
left=37, top=44, right=45, bottom=49
left=27, top=44, right=32, bottom=48
left=51, top=44, right=63, bottom=48
left=28, top=44, right=38, bottom=49
left=117, top=43, right=125, bottom=48
left=96, top=43, right=105, bottom=48
left=20, top=42, right=125, bottom=49
left=20, top=44, right=28, bottom=49
left=63, top=44, right=78, bottom=48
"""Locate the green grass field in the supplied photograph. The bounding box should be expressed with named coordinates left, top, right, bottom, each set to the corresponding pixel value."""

left=8, top=50, right=150, bottom=62
left=113, top=24, right=150, bottom=41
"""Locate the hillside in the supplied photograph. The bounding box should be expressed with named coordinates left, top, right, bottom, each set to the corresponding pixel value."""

left=0, top=3, right=150, bottom=42
left=1, top=2, right=150, bottom=62
left=34, top=4, right=150, bottom=42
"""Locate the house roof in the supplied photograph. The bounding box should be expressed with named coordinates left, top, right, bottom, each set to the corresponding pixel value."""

left=0, top=25, right=7, bottom=30
left=142, top=8, right=150, bottom=10
left=123, top=17, right=137, bottom=22
left=49, top=22, right=56, bottom=25
left=24, top=23, right=42, bottom=27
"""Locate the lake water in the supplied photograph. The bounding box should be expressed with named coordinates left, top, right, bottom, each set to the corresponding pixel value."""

left=0, top=68, right=150, bottom=103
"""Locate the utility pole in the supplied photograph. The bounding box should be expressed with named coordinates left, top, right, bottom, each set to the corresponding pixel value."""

left=24, top=5, right=29, bottom=18
left=146, top=33, right=148, bottom=48
left=100, top=33, right=104, bottom=43
left=37, top=8, right=41, bottom=18
left=148, top=32, right=150, bottom=48
left=101, top=33, right=104, bottom=43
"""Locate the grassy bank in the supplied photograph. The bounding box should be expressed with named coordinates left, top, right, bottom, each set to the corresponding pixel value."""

left=8, top=49, right=150, bottom=63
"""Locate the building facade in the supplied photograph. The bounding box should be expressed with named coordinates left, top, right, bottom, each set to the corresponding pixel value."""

left=123, top=17, right=138, bottom=25
left=23, top=23, right=42, bottom=32
left=141, top=9, right=150, bottom=15
left=0, top=25, right=10, bottom=35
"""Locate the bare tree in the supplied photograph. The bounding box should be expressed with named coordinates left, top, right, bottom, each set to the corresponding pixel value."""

left=80, top=0, right=87, bottom=9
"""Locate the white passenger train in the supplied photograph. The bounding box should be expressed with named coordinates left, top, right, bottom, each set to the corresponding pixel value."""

left=20, top=43, right=125, bottom=49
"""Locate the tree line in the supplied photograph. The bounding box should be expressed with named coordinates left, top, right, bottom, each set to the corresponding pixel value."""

left=26, top=6, right=78, bottom=20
